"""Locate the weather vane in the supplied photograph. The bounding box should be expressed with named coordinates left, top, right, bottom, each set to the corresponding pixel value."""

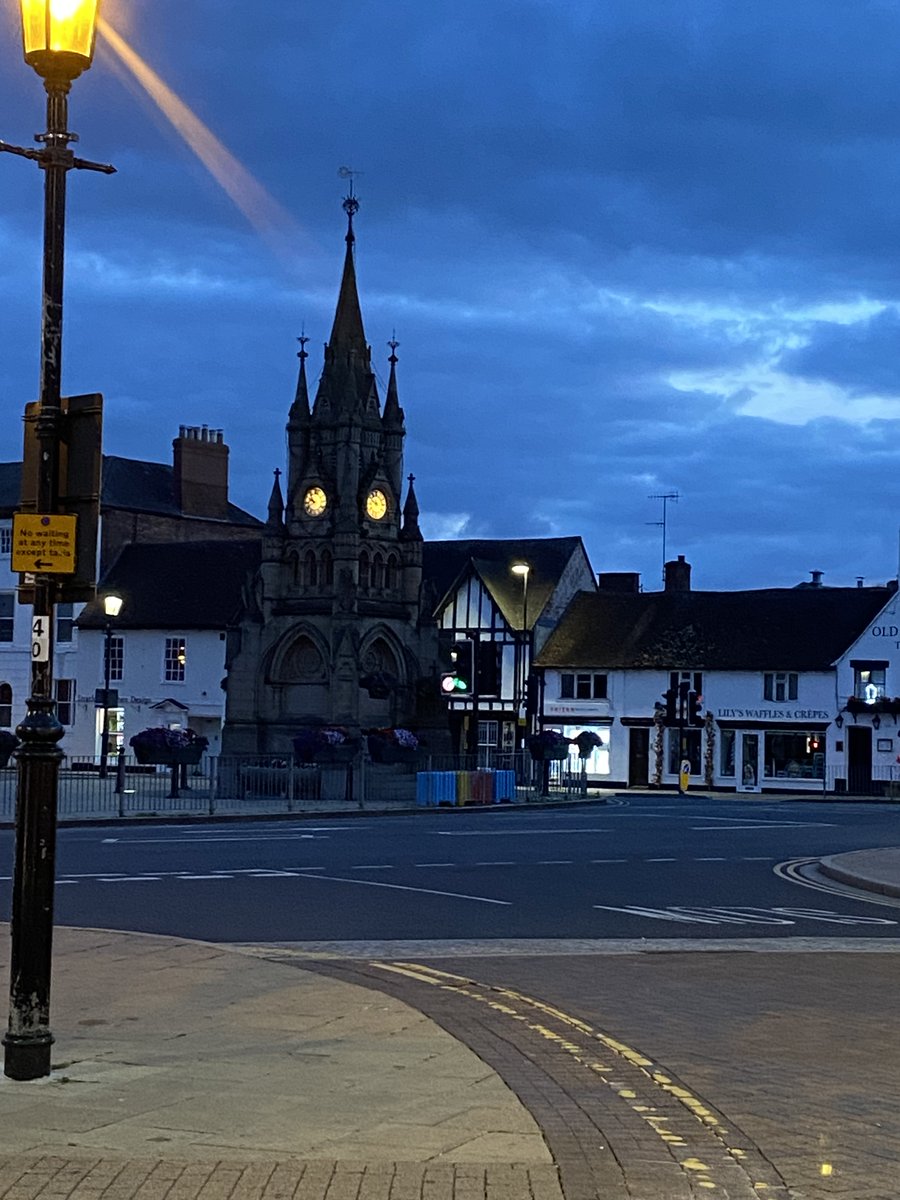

left=338, top=166, right=362, bottom=220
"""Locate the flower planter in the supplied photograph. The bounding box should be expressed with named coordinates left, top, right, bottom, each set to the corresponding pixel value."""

left=367, top=737, right=418, bottom=765
left=132, top=744, right=204, bottom=767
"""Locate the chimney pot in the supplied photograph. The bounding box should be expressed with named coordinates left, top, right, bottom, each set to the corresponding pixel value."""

left=664, top=555, right=691, bottom=592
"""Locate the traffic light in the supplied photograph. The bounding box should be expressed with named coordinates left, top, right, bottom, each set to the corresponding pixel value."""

left=440, top=640, right=473, bottom=696
left=688, top=691, right=704, bottom=726
left=663, top=688, right=677, bottom=724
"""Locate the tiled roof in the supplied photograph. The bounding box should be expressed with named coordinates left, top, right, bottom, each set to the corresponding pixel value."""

left=536, top=586, right=897, bottom=671
left=0, top=458, right=261, bottom=526
left=77, top=540, right=261, bottom=630
left=423, top=537, right=588, bottom=627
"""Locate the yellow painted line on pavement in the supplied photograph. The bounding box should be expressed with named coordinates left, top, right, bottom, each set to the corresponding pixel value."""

left=371, top=959, right=784, bottom=1195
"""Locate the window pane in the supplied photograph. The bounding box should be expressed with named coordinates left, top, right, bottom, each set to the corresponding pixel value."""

left=560, top=674, right=574, bottom=699
left=105, top=635, right=124, bottom=683
left=788, top=673, right=798, bottom=701
left=720, top=728, right=735, bottom=776
left=575, top=674, right=591, bottom=699
left=764, top=731, right=824, bottom=780
left=56, top=602, right=74, bottom=644
left=0, top=594, right=13, bottom=643
left=593, top=674, right=608, bottom=699
left=165, top=637, right=186, bottom=683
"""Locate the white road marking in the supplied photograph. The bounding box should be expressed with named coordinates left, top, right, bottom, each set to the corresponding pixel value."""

left=297, top=872, right=511, bottom=905
left=692, top=823, right=835, bottom=831
left=594, top=904, right=897, bottom=927
left=176, top=874, right=235, bottom=880
left=414, top=862, right=455, bottom=868
left=694, top=857, right=727, bottom=861
left=646, top=858, right=676, bottom=862
left=474, top=861, right=516, bottom=866
left=590, top=859, right=627, bottom=864
left=101, top=837, right=119, bottom=843
left=110, top=834, right=328, bottom=844
left=437, top=828, right=612, bottom=836
left=537, top=860, right=573, bottom=865
left=349, top=865, right=394, bottom=871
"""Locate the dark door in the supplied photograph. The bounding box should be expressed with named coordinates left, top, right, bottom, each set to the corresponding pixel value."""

left=847, top=725, right=873, bottom=794
left=629, top=728, right=650, bottom=787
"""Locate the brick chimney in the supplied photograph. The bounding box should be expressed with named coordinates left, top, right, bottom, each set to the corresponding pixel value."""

left=173, top=425, right=229, bottom=519
left=664, top=555, right=691, bottom=592
left=597, top=571, right=641, bottom=593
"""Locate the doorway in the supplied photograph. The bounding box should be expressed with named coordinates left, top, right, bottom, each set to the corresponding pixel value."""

left=740, top=733, right=759, bottom=791
left=847, top=725, right=873, bottom=794
left=628, top=728, right=650, bottom=787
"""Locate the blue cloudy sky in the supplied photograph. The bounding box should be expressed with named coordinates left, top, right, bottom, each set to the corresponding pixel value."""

left=2, top=0, right=900, bottom=590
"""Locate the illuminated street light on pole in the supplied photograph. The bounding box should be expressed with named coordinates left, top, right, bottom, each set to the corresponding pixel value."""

left=511, top=562, right=531, bottom=743
left=1, top=0, right=113, bottom=1082
left=99, top=592, right=123, bottom=779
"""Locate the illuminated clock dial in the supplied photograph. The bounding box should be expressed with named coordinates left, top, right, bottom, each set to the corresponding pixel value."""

left=366, top=488, right=388, bottom=520
left=303, top=486, right=327, bottom=517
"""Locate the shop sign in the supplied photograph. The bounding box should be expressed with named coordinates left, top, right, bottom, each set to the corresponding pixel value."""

left=717, top=708, right=830, bottom=721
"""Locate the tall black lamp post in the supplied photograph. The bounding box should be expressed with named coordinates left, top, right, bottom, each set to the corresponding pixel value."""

left=99, top=592, right=123, bottom=779
left=2, top=0, right=112, bottom=1082
left=511, top=562, right=531, bottom=746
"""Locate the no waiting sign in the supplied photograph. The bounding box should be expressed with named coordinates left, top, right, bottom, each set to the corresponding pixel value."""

left=12, top=514, right=77, bottom=575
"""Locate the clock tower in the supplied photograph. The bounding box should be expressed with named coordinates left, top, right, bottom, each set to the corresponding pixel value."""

left=221, top=198, right=441, bottom=752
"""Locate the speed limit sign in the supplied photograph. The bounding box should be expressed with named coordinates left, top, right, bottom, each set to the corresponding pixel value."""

left=31, top=616, right=49, bottom=662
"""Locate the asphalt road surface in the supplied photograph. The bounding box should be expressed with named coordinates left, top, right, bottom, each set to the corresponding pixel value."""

left=3, top=794, right=899, bottom=943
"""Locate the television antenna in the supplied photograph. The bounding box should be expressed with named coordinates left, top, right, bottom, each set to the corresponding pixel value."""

left=647, top=492, right=679, bottom=585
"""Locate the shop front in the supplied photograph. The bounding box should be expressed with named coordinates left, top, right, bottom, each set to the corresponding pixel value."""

left=542, top=698, right=614, bottom=783
left=716, top=718, right=828, bottom=791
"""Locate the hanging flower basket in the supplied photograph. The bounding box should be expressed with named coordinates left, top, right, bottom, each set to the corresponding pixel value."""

left=573, top=730, right=602, bottom=758
left=366, top=728, right=419, bottom=764
left=129, top=727, right=208, bottom=766
left=293, top=726, right=359, bottom=765
left=528, top=731, right=571, bottom=762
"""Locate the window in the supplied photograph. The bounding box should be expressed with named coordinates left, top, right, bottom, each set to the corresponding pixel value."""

left=105, top=635, right=124, bottom=683
left=764, top=672, right=798, bottom=702
left=55, top=679, right=74, bottom=726
left=477, top=720, right=499, bottom=747
left=667, top=728, right=701, bottom=776
left=669, top=670, right=703, bottom=694
left=164, top=637, right=186, bottom=683
left=358, top=552, right=370, bottom=591
left=320, top=549, right=334, bottom=587
left=0, top=683, right=11, bottom=728
left=560, top=673, right=608, bottom=700
left=854, top=664, right=886, bottom=703
left=56, top=602, right=75, bottom=644
left=0, top=594, right=13, bottom=643
left=476, top=642, right=502, bottom=696
left=719, top=728, right=735, bottom=777
left=0, top=528, right=10, bottom=556
left=764, top=731, right=824, bottom=780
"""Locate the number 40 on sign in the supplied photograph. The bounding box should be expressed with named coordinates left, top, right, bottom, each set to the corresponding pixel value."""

left=31, top=617, right=49, bottom=662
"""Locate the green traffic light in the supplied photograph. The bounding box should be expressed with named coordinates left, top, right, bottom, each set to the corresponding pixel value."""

left=454, top=678, right=468, bottom=691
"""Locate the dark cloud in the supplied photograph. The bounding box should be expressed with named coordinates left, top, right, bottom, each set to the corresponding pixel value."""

left=2, top=1, right=900, bottom=594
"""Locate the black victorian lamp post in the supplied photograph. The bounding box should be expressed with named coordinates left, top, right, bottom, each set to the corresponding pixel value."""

left=2, top=0, right=112, bottom=1082
left=511, top=562, right=531, bottom=745
left=99, top=591, right=123, bottom=779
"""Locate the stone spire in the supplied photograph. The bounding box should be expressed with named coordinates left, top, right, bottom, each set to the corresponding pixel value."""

left=327, top=194, right=367, bottom=357
left=401, top=473, right=422, bottom=542
left=289, top=334, right=310, bottom=421
left=267, top=468, right=284, bottom=529
left=383, top=333, right=404, bottom=429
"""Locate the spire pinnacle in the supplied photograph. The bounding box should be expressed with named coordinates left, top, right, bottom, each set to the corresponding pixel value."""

left=290, top=331, right=311, bottom=418
left=327, top=186, right=367, bottom=354
left=267, top=467, right=284, bottom=529
left=401, top=473, right=422, bottom=542
left=383, top=332, right=403, bottom=428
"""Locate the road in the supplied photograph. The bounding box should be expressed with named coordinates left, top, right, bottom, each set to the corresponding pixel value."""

left=2, top=793, right=899, bottom=1196
left=1, top=794, right=898, bottom=942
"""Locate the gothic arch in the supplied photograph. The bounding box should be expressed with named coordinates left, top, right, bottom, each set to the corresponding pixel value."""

left=268, top=626, right=329, bottom=684
left=359, top=627, right=406, bottom=684
left=358, top=551, right=370, bottom=591
left=302, top=549, right=318, bottom=588
left=372, top=552, right=385, bottom=590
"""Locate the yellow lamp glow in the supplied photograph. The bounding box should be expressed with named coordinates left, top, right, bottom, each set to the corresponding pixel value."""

left=20, top=0, right=100, bottom=81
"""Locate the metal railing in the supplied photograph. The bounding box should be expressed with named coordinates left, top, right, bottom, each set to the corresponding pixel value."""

left=824, top=764, right=900, bottom=799
left=0, top=748, right=602, bottom=822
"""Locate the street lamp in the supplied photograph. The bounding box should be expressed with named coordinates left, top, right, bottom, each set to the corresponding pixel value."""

left=99, top=592, right=123, bottom=779
left=2, top=0, right=111, bottom=1083
left=511, top=562, right=531, bottom=744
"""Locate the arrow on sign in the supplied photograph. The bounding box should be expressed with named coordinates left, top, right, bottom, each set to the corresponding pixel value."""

left=32, top=560, right=54, bottom=570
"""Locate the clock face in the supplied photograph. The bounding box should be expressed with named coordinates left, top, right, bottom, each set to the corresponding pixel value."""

left=366, top=488, right=388, bottom=520
left=303, top=486, right=327, bottom=517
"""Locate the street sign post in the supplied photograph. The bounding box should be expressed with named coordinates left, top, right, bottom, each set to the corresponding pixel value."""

left=12, top=513, right=77, bottom=575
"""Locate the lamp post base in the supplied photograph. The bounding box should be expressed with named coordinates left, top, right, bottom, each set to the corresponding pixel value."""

left=2, top=1030, right=54, bottom=1081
